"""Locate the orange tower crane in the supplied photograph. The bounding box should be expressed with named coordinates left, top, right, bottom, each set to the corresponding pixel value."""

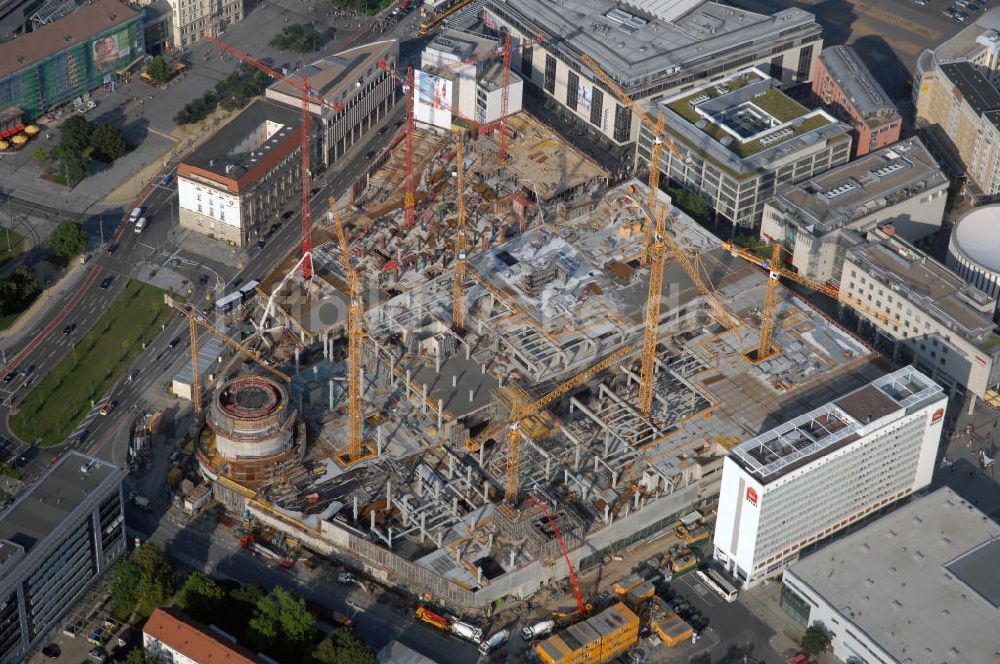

left=752, top=243, right=782, bottom=363
left=722, top=242, right=894, bottom=348
left=204, top=36, right=345, bottom=280
left=452, top=140, right=467, bottom=332
left=498, top=31, right=512, bottom=163
left=328, top=197, right=366, bottom=462
left=580, top=54, right=675, bottom=217
left=163, top=295, right=291, bottom=418
left=501, top=345, right=634, bottom=500
left=638, top=205, right=667, bottom=417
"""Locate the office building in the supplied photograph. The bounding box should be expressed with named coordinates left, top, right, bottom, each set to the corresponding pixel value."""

left=166, top=0, right=242, bottom=48
left=484, top=0, right=823, bottom=150
left=713, top=366, right=946, bottom=586
left=914, top=9, right=1000, bottom=201
left=419, top=29, right=523, bottom=127
left=143, top=607, right=268, bottom=663
left=266, top=40, right=398, bottom=167
left=947, top=204, right=1000, bottom=313
left=761, top=137, right=948, bottom=282
left=813, top=45, right=901, bottom=157
left=0, top=0, right=145, bottom=120
left=781, top=487, right=1000, bottom=664
left=842, top=228, right=1000, bottom=402
left=177, top=99, right=302, bottom=247
left=0, top=452, right=127, bottom=664
left=640, top=67, right=851, bottom=228
left=142, top=0, right=172, bottom=55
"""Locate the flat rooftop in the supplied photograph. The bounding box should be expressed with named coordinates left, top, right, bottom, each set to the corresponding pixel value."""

left=922, top=7, right=1000, bottom=64
left=845, top=235, right=1000, bottom=352
left=425, top=28, right=496, bottom=61
left=771, top=137, right=948, bottom=234
left=658, top=68, right=849, bottom=174
left=488, top=0, right=820, bottom=92
left=786, top=487, right=1000, bottom=663
left=939, top=61, right=1000, bottom=115
left=731, top=366, right=944, bottom=483
left=818, top=45, right=898, bottom=120
left=268, top=40, right=398, bottom=116
left=179, top=99, right=300, bottom=186
left=0, top=451, right=123, bottom=569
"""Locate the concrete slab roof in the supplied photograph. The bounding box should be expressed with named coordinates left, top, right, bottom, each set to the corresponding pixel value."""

left=786, top=487, right=1000, bottom=663
left=0, top=451, right=123, bottom=568
left=488, top=0, right=820, bottom=92
left=771, top=137, right=947, bottom=234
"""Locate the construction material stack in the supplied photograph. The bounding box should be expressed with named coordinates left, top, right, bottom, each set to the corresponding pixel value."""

left=535, top=602, right=639, bottom=664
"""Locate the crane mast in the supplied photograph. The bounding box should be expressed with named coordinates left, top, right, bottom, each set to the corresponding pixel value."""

left=328, top=198, right=366, bottom=462
left=753, top=243, right=782, bottom=362
left=639, top=206, right=667, bottom=417
left=452, top=141, right=467, bottom=332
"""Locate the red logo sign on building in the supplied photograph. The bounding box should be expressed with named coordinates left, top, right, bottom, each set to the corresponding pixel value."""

left=746, top=487, right=758, bottom=506
left=931, top=408, right=945, bottom=424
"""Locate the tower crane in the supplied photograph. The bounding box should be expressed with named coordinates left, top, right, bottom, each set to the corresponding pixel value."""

left=328, top=197, right=367, bottom=463
left=452, top=140, right=467, bottom=332
left=163, top=296, right=291, bottom=418
left=638, top=206, right=667, bottom=417
left=499, top=345, right=635, bottom=500
left=204, top=37, right=345, bottom=281
left=722, top=241, right=893, bottom=351
left=751, top=243, right=782, bottom=363
left=580, top=54, right=677, bottom=214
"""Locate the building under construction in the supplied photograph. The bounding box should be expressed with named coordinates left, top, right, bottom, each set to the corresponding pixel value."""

left=193, top=117, right=891, bottom=616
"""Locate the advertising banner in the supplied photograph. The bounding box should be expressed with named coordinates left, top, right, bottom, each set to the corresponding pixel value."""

left=92, top=30, right=127, bottom=69
left=414, top=69, right=453, bottom=129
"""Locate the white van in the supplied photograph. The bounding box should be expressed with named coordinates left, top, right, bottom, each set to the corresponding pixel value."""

left=134, top=217, right=147, bottom=234
left=128, top=207, right=142, bottom=223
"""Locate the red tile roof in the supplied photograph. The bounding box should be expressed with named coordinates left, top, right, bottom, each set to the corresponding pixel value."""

left=0, top=0, right=140, bottom=79
left=143, top=607, right=267, bottom=663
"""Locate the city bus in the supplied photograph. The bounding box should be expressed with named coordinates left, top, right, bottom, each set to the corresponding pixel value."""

left=215, top=291, right=242, bottom=313
left=238, top=279, right=260, bottom=303
left=696, top=568, right=739, bottom=603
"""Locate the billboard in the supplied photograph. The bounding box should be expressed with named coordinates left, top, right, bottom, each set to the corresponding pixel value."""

left=92, top=30, right=128, bottom=69
left=414, top=69, right=452, bottom=130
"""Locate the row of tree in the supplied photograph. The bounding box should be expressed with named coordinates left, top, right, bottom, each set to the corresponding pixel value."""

left=36, top=115, right=129, bottom=187
left=175, top=65, right=272, bottom=125
left=111, top=546, right=375, bottom=664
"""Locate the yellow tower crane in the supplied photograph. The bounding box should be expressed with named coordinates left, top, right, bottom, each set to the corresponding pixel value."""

left=163, top=295, right=291, bottom=418
left=750, top=243, right=782, bottom=363
left=453, top=141, right=467, bottom=332
left=328, top=197, right=366, bottom=463
left=722, top=242, right=894, bottom=355
left=501, top=345, right=634, bottom=501
left=638, top=206, right=667, bottom=417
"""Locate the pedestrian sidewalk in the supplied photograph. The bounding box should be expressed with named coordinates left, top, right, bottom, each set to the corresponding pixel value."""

left=739, top=582, right=842, bottom=663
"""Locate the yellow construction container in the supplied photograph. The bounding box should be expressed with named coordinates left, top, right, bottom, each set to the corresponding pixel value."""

left=625, top=580, right=656, bottom=607
left=535, top=603, right=639, bottom=664
left=612, top=573, right=646, bottom=596
left=671, top=551, right=697, bottom=575
left=648, top=597, right=693, bottom=647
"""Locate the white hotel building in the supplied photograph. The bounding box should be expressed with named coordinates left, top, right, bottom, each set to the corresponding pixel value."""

left=713, top=366, right=946, bottom=587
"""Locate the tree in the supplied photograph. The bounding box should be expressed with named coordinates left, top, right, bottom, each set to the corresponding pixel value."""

left=247, top=587, right=315, bottom=659
left=146, top=56, right=170, bottom=84
left=33, top=146, right=49, bottom=168
left=125, top=649, right=160, bottom=664
left=311, top=628, right=376, bottom=664
left=60, top=115, right=92, bottom=153
left=50, top=221, right=88, bottom=259
left=801, top=623, right=831, bottom=656
left=109, top=544, right=173, bottom=618
left=90, top=123, right=128, bottom=162
left=0, top=266, right=39, bottom=315
left=175, top=572, right=225, bottom=624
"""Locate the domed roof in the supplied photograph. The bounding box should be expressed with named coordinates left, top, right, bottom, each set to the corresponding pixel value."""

left=954, top=206, right=1000, bottom=273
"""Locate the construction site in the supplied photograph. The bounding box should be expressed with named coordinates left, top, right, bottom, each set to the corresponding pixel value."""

left=171, top=27, right=896, bottom=627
